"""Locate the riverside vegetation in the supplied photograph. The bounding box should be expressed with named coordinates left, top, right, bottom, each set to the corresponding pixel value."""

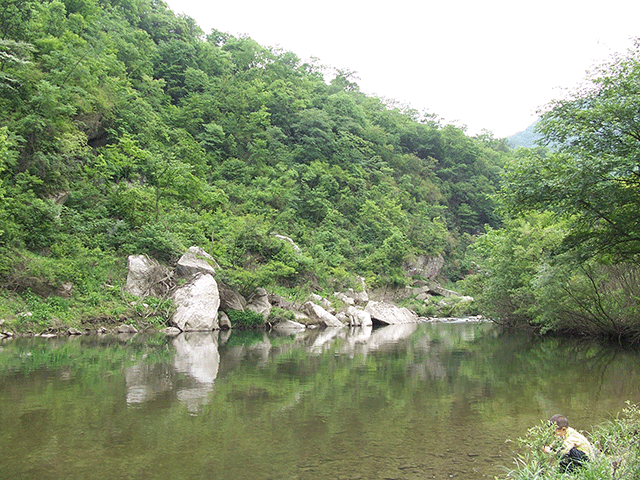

left=0, top=0, right=639, bottom=344
left=503, top=402, right=640, bottom=480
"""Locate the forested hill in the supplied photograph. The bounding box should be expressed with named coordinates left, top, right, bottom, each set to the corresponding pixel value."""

left=507, top=120, right=541, bottom=148
left=0, top=0, right=513, bottom=323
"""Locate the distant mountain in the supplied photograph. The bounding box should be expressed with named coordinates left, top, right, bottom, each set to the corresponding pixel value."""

left=507, top=119, right=543, bottom=148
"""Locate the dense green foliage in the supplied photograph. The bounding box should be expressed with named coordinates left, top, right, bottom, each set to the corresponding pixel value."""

left=225, top=308, right=266, bottom=329
left=463, top=40, right=640, bottom=343
left=0, top=0, right=508, bottom=329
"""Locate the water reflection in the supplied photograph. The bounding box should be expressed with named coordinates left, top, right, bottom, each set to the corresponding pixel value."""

left=172, top=332, right=220, bottom=412
left=124, top=332, right=221, bottom=412
left=2, top=322, right=640, bottom=480
left=122, top=323, right=465, bottom=412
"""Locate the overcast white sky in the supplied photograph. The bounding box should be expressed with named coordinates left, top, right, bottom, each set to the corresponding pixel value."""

left=164, top=0, right=639, bottom=137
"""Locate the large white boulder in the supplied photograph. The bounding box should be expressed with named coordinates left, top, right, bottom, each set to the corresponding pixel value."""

left=364, top=300, right=418, bottom=325
left=345, top=306, right=373, bottom=326
left=171, top=273, right=220, bottom=331
left=302, top=301, right=344, bottom=328
left=124, top=255, right=170, bottom=297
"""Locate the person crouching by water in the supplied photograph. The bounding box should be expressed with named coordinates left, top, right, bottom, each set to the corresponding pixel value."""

left=543, top=414, right=595, bottom=473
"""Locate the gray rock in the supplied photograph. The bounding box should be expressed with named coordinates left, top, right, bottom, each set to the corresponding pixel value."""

left=56, top=282, right=74, bottom=298
left=218, top=283, right=246, bottom=311
left=218, top=311, right=232, bottom=330
left=403, top=254, right=444, bottom=280
left=246, top=287, right=271, bottom=320
left=334, top=292, right=355, bottom=306
left=176, top=246, right=218, bottom=279
left=364, top=300, right=418, bottom=325
left=124, top=255, right=171, bottom=297
left=171, top=273, right=220, bottom=331
left=272, top=234, right=301, bottom=252
left=162, top=327, right=182, bottom=336
left=118, top=324, right=139, bottom=334
left=308, top=293, right=334, bottom=313
left=351, top=277, right=369, bottom=304
left=345, top=306, right=373, bottom=326
left=272, top=319, right=306, bottom=333
left=302, top=301, right=344, bottom=328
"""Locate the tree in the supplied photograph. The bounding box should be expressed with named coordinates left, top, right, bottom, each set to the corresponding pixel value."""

left=0, top=39, right=34, bottom=92
left=502, top=40, right=640, bottom=260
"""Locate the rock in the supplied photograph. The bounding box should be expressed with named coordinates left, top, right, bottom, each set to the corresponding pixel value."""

left=334, top=292, right=355, bottom=306
left=364, top=300, right=418, bottom=325
left=68, top=328, right=82, bottom=335
left=352, top=277, right=370, bottom=304
left=13, top=276, right=68, bottom=298
left=345, top=306, right=373, bottom=326
left=75, top=111, right=106, bottom=147
left=124, top=255, right=171, bottom=297
left=272, top=234, right=301, bottom=252
left=162, top=327, right=182, bottom=336
left=218, top=311, right=232, bottom=330
left=246, top=288, right=271, bottom=320
left=218, top=283, right=246, bottom=311
left=272, top=319, right=306, bottom=333
left=268, top=293, right=295, bottom=310
left=292, top=310, right=311, bottom=324
left=425, top=281, right=459, bottom=298
left=308, top=293, right=322, bottom=302
left=118, top=324, right=138, bottom=334
left=302, top=301, right=344, bottom=328
left=403, top=254, right=444, bottom=280
left=171, top=273, right=220, bottom=331
left=308, top=293, right=333, bottom=312
left=176, top=246, right=218, bottom=279
left=336, top=312, right=349, bottom=324
left=56, top=282, right=74, bottom=298
left=48, top=190, right=69, bottom=206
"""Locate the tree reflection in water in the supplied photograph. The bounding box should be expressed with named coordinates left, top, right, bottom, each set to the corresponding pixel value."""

left=2, top=322, right=640, bottom=479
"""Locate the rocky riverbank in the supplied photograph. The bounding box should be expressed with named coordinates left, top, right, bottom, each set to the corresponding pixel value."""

left=1, top=245, right=478, bottom=339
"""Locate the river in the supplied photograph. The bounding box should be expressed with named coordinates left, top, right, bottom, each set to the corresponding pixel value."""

left=2, top=321, right=639, bottom=479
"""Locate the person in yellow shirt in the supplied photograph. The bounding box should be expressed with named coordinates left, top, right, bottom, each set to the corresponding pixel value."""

left=543, top=414, right=595, bottom=473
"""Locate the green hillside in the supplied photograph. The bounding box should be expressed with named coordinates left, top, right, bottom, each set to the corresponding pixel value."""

left=507, top=120, right=541, bottom=148
left=0, top=0, right=512, bottom=331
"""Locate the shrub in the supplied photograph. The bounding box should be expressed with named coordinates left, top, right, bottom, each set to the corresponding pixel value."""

left=225, top=308, right=266, bottom=329
left=267, top=307, right=296, bottom=322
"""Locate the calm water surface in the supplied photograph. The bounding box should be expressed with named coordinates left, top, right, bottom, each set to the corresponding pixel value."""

left=2, top=322, right=640, bottom=480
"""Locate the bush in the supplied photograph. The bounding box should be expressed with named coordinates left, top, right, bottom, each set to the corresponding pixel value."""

left=267, top=307, right=296, bottom=322
left=225, top=308, right=266, bottom=329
